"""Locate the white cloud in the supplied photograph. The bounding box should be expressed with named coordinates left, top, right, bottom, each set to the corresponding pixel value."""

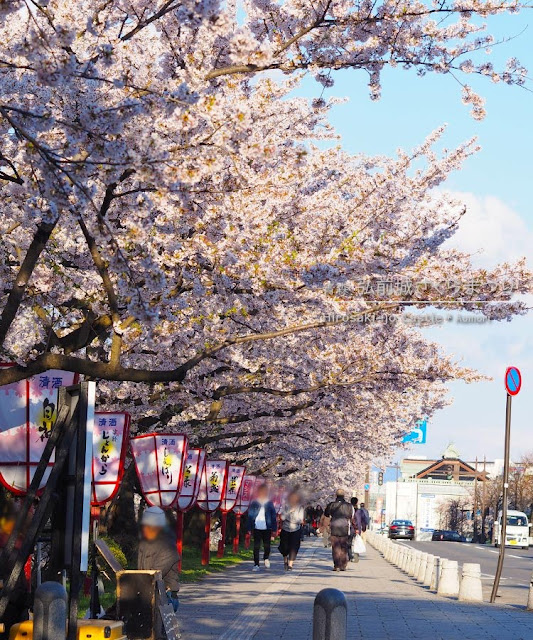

left=445, top=192, right=533, bottom=266
left=402, top=193, right=533, bottom=461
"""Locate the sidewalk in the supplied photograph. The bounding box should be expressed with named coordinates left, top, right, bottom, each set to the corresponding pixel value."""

left=179, top=539, right=533, bottom=640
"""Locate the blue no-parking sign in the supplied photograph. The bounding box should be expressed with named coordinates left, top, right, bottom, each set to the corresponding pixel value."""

left=505, top=366, right=521, bottom=396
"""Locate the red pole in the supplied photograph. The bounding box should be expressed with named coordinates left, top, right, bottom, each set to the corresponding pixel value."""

left=217, top=513, right=227, bottom=558
left=176, top=511, right=184, bottom=572
left=233, top=513, right=241, bottom=554
left=201, top=512, right=211, bottom=566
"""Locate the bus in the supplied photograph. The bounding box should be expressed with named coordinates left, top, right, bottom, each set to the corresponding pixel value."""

left=493, top=510, right=531, bottom=549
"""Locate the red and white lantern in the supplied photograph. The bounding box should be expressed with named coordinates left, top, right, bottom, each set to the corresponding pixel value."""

left=91, top=412, right=130, bottom=506
left=131, top=433, right=187, bottom=508
left=218, top=465, right=246, bottom=557
left=197, top=459, right=228, bottom=565
left=197, top=459, right=228, bottom=513
left=175, top=447, right=205, bottom=571
left=233, top=476, right=256, bottom=516
left=232, top=475, right=255, bottom=553
left=176, top=448, right=206, bottom=512
left=0, top=367, right=78, bottom=495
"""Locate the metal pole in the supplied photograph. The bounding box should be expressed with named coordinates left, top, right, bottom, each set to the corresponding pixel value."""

left=364, top=468, right=370, bottom=506
left=474, top=457, right=478, bottom=542
left=490, top=393, right=512, bottom=603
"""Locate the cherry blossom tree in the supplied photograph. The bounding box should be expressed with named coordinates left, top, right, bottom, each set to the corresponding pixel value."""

left=0, top=0, right=530, bottom=488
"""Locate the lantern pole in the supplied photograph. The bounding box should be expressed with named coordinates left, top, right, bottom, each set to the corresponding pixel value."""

left=176, top=511, right=184, bottom=572
left=202, top=512, right=211, bottom=566
left=217, top=513, right=227, bottom=558
left=233, top=514, right=241, bottom=554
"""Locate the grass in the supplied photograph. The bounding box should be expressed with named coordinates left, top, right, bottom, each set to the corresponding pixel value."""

left=180, top=544, right=253, bottom=582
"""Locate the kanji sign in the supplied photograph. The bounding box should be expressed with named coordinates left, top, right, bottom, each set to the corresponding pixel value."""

left=221, top=465, right=246, bottom=513
left=176, top=448, right=206, bottom=511
left=505, top=366, right=522, bottom=396
left=0, top=366, right=78, bottom=494
left=233, top=476, right=256, bottom=515
left=91, top=412, right=130, bottom=506
left=131, top=433, right=187, bottom=508
left=197, top=459, right=228, bottom=512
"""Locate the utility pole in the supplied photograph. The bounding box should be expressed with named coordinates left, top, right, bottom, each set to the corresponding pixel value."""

left=482, top=456, right=487, bottom=543
left=474, top=457, right=479, bottom=542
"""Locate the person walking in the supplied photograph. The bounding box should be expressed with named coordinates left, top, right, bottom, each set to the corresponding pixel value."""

left=324, top=489, right=354, bottom=571
left=278, top=491, right=305, bottom=570
left=137, top=506, right=180, bottom=613
left=349, top=497, right=359, bottom=562
left=359, top=503, right=370, bottom=540
left=319, top=511, right=331, bottom=547
left=247, top=484, right=277, bottom=571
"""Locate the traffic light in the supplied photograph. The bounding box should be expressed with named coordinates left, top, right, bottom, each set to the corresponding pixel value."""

left=378, top=471, right=384, bottom=486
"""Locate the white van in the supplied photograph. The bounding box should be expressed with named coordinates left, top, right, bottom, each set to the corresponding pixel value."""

left=493, top=510, right=530, bottom=549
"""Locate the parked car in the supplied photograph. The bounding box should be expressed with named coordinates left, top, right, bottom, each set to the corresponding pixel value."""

left=431, top=530, right=466, bottom=542
left=388, top=520, right=415, bottom=540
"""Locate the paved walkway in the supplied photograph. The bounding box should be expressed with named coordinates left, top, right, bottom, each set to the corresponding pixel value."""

left=179, top=539, right=533, bottom=640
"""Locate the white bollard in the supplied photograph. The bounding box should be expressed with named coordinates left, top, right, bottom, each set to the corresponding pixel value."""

left=423, top=554, right=435, bottom=587
left=409, top=551, right=420, bottom=577
left=459, top=563, right=483, bottom=603
left=430, top=557, right=441, bottom=592
left=417, top=553, right=428, bottom=582
left=438, top=559, right=460, bottom=598
left=403, top=549, right=411, bottom=573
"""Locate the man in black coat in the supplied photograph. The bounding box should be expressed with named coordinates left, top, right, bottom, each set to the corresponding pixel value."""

left=324, top=489, right=354, bottom=571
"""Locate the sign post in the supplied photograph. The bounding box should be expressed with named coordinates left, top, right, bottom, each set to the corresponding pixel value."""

left=490, top=366, right=522, bottom=603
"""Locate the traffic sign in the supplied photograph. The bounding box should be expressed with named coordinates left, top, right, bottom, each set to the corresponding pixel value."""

left=364, top=483, right=370, bottom=491
left=505, top=366, right=521, bottom=396
left=401, top=419, right=427, bottom=444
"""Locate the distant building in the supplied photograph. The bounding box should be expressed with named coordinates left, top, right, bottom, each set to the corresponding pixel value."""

left=384, top=444, right=495, bottom=539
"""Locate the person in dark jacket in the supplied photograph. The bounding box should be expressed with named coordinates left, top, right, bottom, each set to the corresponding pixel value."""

left=247, top=484, right=277, bottom=571
left=137, top=506, right=180, bottom=611
left=324, top=489, right=354, bottom=571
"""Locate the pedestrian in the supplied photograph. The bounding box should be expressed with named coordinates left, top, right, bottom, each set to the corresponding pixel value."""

left=318, top=512, right=331, bottom=547
left=324, top=489, right=354, bottom=571
left=349, top=497, right=359, bottom=562
left=247, top=484, right=277, bottom=571
left=278, top=491, right=305, bottom=570
left=137, top=506, right=180, bottom=615
left=359, top=503, right=370, bottom=541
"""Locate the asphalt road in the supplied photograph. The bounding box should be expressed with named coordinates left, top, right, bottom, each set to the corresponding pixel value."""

left=398, top=539, right=533, bottom=606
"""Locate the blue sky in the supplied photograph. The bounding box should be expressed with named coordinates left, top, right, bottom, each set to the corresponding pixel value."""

left=299, top=13, right=533, bottom=462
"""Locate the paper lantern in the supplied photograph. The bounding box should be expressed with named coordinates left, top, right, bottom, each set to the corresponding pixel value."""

left=233, top=475, right=256, bottom=516
left=130, top=433, right=187, bottom=508
left=176, top=448, right=205, bottom=512
left=196, top=459, right=228, bottom=512
left=221, top=465, right=246, bottom=513
left=0, top=366, right=78, bottom=495
left=91, top=412, right=130, bottom=506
